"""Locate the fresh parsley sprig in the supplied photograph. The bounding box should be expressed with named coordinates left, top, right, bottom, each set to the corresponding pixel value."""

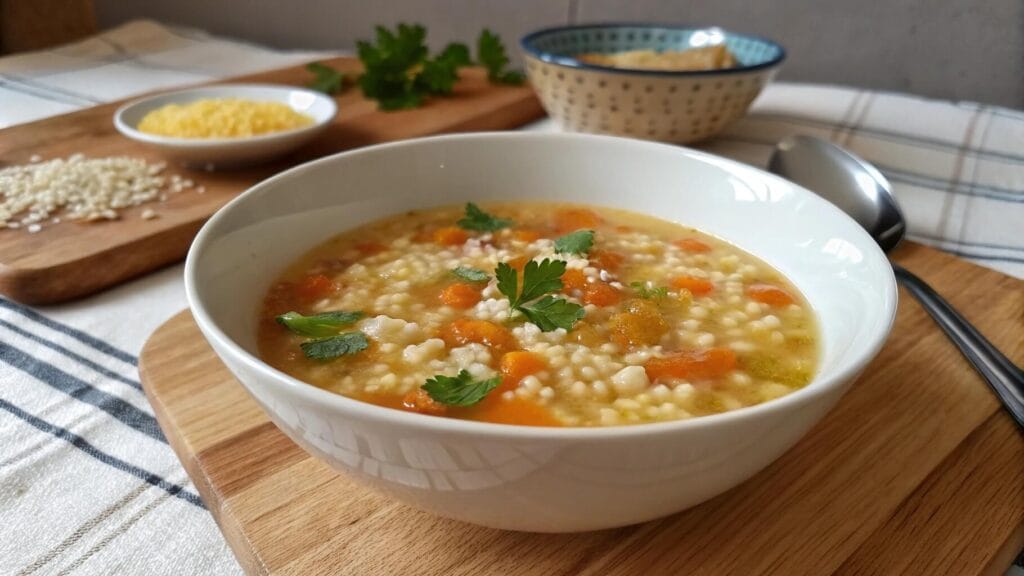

left=276, top=310, right=368, bottom=360
left=477, top=29, right=525, bottom=85
left=306, top=62, right=345, bottom=94
left=451, top=266, right=489, bottom=283
left=276, top=310, right=363, bottom=337
left=457, top=202, right=513, bottom=231
left=356, top=24, right=472, bottom=110
left=301, top=332, right=369, bottom=360
left=554, top=230, right=594, bottom=256
left=422, top=370, right=501, bottom=406
left=495, top=258, right=585, bottom=331
left=518, top=295, right=586, bottom=332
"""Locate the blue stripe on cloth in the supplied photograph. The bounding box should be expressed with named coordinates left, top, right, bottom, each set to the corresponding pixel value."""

left=0, top=398, right=202, bottom=508
left=909, top=233, right=1024, bottom=255
left=0, top=299, right=138, bottom=365
left=0, top=319, right=143, bottom=392
left=711, top=135, right=1024, bottom=204
left=0, top=78, right=87, bottom=106
left=0, top=73, right=102, bottom=104
left=752, top=111, right=1024, bottom=164
left=0, top=341, right=164, bottom=442
left=942, top=248, right=1024, bottom=266
left=874, top=163, right=1024, bottom=203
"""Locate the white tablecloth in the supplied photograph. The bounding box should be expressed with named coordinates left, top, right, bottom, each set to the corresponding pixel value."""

left=0, top=20, right=1021, bottom=576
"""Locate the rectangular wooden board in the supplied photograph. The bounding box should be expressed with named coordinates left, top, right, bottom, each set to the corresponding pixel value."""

left=139, top=242, right=1024, bottom=576
left=0, top=57, right=544, bottom=304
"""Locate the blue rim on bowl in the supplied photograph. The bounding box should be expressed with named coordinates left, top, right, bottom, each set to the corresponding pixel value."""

left=520, top=23, right=786, bottom=77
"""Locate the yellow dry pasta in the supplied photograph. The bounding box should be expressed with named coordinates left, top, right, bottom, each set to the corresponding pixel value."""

left=137, top=98, right=313, bottom=138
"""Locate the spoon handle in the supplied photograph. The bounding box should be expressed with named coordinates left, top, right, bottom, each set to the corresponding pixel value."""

left=892, top=264, right=1024, bottom=429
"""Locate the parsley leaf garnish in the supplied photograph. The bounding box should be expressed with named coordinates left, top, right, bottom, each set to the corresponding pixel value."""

left=457, top=202, right=513, bottom=231
left=422, top=370, right=501, bottom=406
left=630, top=282, right=669, bottom=300
left=517, top=259, right=567, bottom=303
left=554, top=230, right=594, bottom=255
left=477, top=29, right=525, bottom=85
left=306, top=62, right=345, bottom=94
left=519, top=295, right=586, bottom=332
left=496, top=262, right=519, bottom=304
left=356, top=24, right=472, bottom=110
left=451, top=266, right=489, bottom=283
left=495, top=258, right=584, bottom=331
left=276, top=310, right=363, bottom=337
left=300, top=332, right=369, bottom=360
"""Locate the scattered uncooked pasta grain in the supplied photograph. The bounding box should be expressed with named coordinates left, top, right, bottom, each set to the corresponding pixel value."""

left=0, top=154, right=193, bottom=230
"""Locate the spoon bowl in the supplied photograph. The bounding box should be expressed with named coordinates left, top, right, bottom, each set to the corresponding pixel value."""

left=768, top=135, right=1024, bottom=429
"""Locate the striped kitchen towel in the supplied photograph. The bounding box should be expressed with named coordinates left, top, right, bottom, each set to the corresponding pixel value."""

left=0, top=18, right=1021, bottom=576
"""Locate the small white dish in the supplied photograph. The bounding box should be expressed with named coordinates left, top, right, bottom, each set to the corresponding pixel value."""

left=113, top=84, right=337, bottom=168
left=185, top=132, right=897, bottom=532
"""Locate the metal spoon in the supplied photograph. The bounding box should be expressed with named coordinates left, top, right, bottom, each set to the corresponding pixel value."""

left=769, top=135, right=1024, bottom=429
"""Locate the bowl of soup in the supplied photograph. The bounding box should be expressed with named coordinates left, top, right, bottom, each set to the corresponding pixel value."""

left=185, top=132, right=896, bottom=532
left=520, top=24, right=785, bottom=144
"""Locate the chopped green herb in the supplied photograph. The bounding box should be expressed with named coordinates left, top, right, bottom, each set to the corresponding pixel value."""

left=451, top=266, right=489, bottom=283
left=630, top=282, right=669, bottom=300
left=306, top=62, right=345, bottom=94
left=517, top=259, right=567, bottom=304
left=518, top=295, right=587, bottom=332
left=554, top=230, right=594, bottom=255
left=276, top=310, right=363, bottom=337
left=415, top=42, right=472, bottom=95
left=457, top=202, right=513, bottom=231
left=477, top=29, right=525, bottom=85
left=495, top=262, right=519, bottom=304
left=495, top=258, right=584, bottom=331
left=422, top=370, right=501, bottom=406
left=300, top=332, right=369, bottom=360
left=356, top=24, right=472, bottom=110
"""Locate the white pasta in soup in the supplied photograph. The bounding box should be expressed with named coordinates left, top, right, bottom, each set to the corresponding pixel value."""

left=258, top=202, right=818, bottom=427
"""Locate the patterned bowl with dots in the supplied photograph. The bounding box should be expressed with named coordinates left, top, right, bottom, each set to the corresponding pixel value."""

left=520, top=24, right=785, bottom=144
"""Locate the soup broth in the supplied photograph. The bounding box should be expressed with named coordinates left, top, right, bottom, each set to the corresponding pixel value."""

left=258, top=202, right=818, bottom=427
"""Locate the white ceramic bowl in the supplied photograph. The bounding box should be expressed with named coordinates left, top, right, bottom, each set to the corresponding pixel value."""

left=185, top=133, right=897, bottom=532
left=114, top=84, right=337, bottom=168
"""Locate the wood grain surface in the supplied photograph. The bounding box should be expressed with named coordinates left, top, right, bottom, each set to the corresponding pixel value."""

left=139, top=242, right=1024, bottom=576
left=0, top=57, right=544, bottom=304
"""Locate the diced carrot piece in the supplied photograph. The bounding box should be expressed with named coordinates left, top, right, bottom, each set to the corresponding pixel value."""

left=433, top=226, right=470, bottom=246
left=462, top=395, right=562, bottom=426
left=512, top=229, right=543, bottom=242
left=500, top=351, right=546, bottom=380
left=583, top=282, right=621, bottom=306
left=499, top=351, right=546, bottom=393
left=440, top=319, right=516, bottom=352
left=674, top=238, right=712, bottom=253
left=608, top=300, right=668, bottom=348
left=507, top=255, right=530, bottom=271
left=554, top=208, right=603, bottom=233
left=747, top=283, right=796, bottom=306
left=439, top=283, right=481, bottom=309
left=293, top=274, right=336, bottom=302
left=589, top=249, right=624, bottom=272
left=644, top=348, right=737, bottom=382
left=671, top=276, right=715, bottom=296
left=561, top=268, right=587, bottom=292
left=402, top=388, right=447, bottom=416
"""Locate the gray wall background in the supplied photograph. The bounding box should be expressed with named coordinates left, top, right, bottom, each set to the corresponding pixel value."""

left=96, top=0, right=1024, bottom=108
